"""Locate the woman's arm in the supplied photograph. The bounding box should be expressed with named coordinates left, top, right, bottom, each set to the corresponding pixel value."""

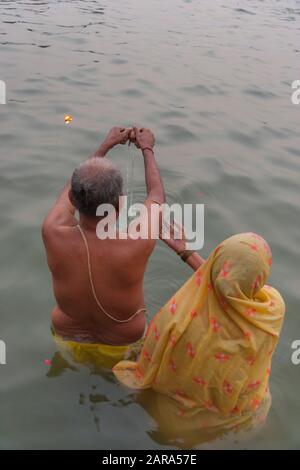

left=160, top=220, right=205, bottom=271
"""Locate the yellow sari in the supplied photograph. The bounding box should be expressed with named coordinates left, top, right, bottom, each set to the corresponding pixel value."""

left=113, top=233, right=285, bottom=441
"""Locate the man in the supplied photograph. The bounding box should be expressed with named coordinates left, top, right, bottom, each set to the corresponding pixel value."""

left=43, top=126, right=204, bottom=370
left=42, top=127, right=166, bottom=353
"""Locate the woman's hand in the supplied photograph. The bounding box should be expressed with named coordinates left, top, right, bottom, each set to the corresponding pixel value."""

left=160, top=220, right=186, bottom=254
left=160, top=220, right=205, bottom=271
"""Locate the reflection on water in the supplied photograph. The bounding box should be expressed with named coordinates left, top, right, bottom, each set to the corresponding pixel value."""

left=45, top=347, right=268, bottom=449
left=47, top=352, right=110, bottom=434
left=1, top=0, right=300, bottom=450
left=136, top=390, right=267, bottom=449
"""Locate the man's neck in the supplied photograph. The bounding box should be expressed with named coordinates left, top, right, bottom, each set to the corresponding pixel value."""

left=79, top=214, right=99, bottom=233
left=79, top=210, right=119, bottom=233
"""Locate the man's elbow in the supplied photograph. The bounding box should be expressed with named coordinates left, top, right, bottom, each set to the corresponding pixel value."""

left=41, top=217, right=53, bottom=244
left=149, top=190, right=166, bottom=205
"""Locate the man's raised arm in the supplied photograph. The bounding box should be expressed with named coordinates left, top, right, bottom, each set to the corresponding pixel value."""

left=42, top=127, right=132, bottom=237
left=133, top=127, right=166, bottom=205
left=42, top=179, right=76, bottom=236
left=129, top=127, right=166, bottom=242
left=131, top=127, right=204, bottom=270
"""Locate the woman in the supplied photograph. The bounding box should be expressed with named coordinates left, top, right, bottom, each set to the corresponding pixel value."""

left=113, top=232, right=285, bottom=443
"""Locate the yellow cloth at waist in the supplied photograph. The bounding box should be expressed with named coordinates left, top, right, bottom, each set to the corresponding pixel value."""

left=52, top=329, right=144, bottom=370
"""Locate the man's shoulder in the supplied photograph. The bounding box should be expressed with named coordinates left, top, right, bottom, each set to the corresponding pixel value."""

left=118, top=233, right=156, bottom=256
left=42, top=220, right=77, bottom=251
left=103, top=236, right=156, bottom=275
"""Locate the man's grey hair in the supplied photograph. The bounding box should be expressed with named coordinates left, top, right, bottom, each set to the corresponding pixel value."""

left=71, top=158, right=123, bottom=216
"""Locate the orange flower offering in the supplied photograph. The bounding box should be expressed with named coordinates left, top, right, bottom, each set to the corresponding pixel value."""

left=64, top=114, right=73, bottom=124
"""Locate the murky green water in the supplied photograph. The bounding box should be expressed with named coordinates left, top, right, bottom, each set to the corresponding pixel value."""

left=1, top=0, right=300, bottom=449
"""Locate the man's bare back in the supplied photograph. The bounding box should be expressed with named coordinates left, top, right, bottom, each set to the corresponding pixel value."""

left=45, top=225, right=155, bottom=345
left=42, top=127, right=165, bottom=345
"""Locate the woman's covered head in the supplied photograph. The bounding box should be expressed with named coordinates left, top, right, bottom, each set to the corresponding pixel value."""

left=211, top=233, right=272, bottom=299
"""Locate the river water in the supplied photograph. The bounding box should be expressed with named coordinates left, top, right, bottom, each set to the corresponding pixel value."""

left=0, top=0, right=300, bottom=449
